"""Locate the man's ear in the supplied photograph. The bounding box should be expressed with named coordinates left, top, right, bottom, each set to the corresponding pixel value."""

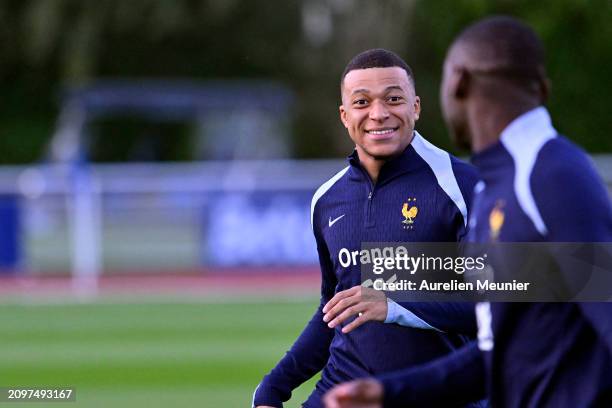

left=540, top=76, right=551, bottom=104
left=413, top=96, right=421, bottom=121
left=339, top=105, right=349, bottom=128
left=454, top=67, right=470, bottom=99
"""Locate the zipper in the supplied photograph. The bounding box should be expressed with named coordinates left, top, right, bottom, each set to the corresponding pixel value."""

left=356, top=165, right=376, bottom=228
left=365, top=189, right=376, bottom=228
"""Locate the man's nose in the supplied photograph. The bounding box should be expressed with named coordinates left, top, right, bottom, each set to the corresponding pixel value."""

left=369, top=100, right=389, bottom=121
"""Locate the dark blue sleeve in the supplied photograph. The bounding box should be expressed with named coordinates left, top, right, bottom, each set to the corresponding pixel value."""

left=380, top=341, right=486, bottom=407
left=536, top=150, right=612, bottom=360
left=578, top=303, right=612, bottom=357
left=531, top=139, right=612, bottom=243
left=394, top=301, right=477, bottom=335
left=532, top=140, right=612, bottom=366
left=253, top=217, right=336, bottom=407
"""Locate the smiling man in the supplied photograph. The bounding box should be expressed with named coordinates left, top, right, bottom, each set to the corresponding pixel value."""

left=253, top=49, right=480, bottom=408
left=340, top=62, right=419, bottom=177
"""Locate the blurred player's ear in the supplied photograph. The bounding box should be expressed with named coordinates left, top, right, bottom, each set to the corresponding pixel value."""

left=454, top=67, right=470, bottom=99
left=539, top=72, right=551, bottom=104
left=339, top=105, right=349, bottom=128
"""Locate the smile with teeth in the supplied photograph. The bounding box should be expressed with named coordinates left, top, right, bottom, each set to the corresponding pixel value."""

left=366, top=127, right=398, bottom=135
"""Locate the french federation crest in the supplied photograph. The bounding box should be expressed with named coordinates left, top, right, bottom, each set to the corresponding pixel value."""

left=489, top=200, right=505, bottom=241
left=402, top=198, right=418, bottom=230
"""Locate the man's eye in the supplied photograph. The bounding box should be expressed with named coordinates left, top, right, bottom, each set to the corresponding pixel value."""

left=388, top=96, right=403, bottom=103
left=353, top=99, right=368, bottom=106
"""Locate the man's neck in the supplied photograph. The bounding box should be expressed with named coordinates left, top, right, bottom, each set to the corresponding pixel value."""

left=356, top=152, right=385, bottom=184
left=354, top=133, right=414, bottom=184
left=468, top=100, right=540, bottom=153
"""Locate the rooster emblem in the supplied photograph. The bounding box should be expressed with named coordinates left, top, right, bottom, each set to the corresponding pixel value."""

left=489, top=200, right=505, bottom=240
left=402, top=198, right=418, bottom=225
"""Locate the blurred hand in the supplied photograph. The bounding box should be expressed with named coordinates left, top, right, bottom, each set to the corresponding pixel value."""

left=322, top=286, right=387, bottom=333
left=323, top=379, right=383, bottom=408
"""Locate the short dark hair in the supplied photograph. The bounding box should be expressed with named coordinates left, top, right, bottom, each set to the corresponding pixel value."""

left=341, top=48, right=414, bottom=88
left=453, top=16, right=546, bottom=81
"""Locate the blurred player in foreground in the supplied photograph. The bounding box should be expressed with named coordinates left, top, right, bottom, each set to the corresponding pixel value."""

left=324, top=15, right=612, bottom=408
left=253, top=49, right=480, bottom=408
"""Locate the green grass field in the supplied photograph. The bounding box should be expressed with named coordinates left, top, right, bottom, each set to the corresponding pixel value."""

left=0, top=299, right=319, bottom=407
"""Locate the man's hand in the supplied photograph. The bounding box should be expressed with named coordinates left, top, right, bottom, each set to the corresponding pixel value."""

left=323, top=379, right=383, bottom=408
left=322, top=286, right=387, bottom=333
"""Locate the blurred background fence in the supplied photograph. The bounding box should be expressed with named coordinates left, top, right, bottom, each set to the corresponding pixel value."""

left=2, top=154, right=612, bottom=276
left=0, top=159, right=343, bottom=274
left=0, top=79, right=347, bottom=300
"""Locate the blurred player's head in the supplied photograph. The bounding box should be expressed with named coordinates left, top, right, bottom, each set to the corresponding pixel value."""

left=339, top=49, right=421, bottom=162
left=441, top=16, right=550, bottom=151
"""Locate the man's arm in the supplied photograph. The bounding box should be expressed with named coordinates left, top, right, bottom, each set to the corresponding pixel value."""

left=254, top=231, right=337, bottom=407
left=323, top=288, right=477, bottom=335
left=578, top=303, right=612, bottom=357
left=254, top=300, right=335, bottom=406
left=323, top=342, right=486, bottom=408
left=387, top=301, right=477, bottom=334
left=380, top=341, right=485, bottom=407
left=531, top=150, right=612, bottom=357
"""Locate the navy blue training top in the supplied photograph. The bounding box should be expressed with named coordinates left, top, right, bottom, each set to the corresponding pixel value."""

left=381, top=107, right=612, bottom=407
left=253, top=131, right=479, bottom=407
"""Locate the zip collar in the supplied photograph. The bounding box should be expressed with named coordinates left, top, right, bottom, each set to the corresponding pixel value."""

left=347, top=131, right=427, bottom=186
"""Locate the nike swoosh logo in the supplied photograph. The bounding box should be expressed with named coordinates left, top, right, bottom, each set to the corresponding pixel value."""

left=328, top=214, right=345, bottom=228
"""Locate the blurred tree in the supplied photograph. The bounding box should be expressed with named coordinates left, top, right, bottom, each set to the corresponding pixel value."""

left=0, top=0, right=610, bottom=163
